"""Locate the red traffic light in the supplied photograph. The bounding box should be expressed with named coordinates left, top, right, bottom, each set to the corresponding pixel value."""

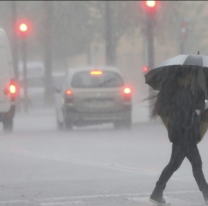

left=19, top=23, right=28, bottom=33
left=124, top=87, right=131, bottom=94
left=146, top=1, right=156, bottom=8
left=15, top=20, right=31, bottom=37
left=142, top=1, right=159, bottom=13
left=142, top=66, right=149, bottom=73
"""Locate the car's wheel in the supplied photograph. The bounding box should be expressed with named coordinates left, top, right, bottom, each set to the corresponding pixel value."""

left=56, top=118, right=64, bottom=130
left=65, top=122, right=73, bottom=130
left=64, top=119, right=73, bottom=131
left=123, top=117, right=132, bottom=129
left=3, top=116, right=13, bottom=133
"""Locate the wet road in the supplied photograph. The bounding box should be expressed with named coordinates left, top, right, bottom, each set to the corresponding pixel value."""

left=0, top=111, right=207, bottom=206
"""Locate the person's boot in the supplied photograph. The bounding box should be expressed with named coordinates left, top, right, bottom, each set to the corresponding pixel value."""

left=202, top=190, right=208, bottom=205
left=150, top=189, right=170, bottom=206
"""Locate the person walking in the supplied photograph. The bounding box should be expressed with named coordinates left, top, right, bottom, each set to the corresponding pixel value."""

left=149, top=68, right=208, bottom=205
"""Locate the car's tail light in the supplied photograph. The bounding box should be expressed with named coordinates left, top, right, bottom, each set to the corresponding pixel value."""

left=65, top=89, right=72, bottom=95
left=65, top=89, right=73, bottom=103
left=123, top=87, right=131, bottom=102
left=4, top=79, right=19, bottom=101
left=90, top=71, right=103, bottom=75
left=10, top=85, right=16, bottom=94
left=124, top=88, right=131, bottom=94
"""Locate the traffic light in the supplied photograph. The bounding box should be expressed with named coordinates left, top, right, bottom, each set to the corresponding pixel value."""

left=15, top=20, right=31, bottom=37
left=142, top=1, right=159, bottom=13
left=142, top=66, right=149, bottom=73
left=19, top=23, right=28, bottom=33
left=15, top=19, right=32, bottom=112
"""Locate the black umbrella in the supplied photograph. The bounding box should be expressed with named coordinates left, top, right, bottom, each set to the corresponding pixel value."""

left=145, top=54, right=208, bottom=96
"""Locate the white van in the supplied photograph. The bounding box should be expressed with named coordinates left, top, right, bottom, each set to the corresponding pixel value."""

left=0, top=28, right=17, bottom=132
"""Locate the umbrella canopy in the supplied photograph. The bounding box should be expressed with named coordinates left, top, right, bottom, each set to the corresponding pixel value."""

left=145, top=54, right=208, bottom=98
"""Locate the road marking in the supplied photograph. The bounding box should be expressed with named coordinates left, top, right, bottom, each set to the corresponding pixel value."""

left=0, top=148, right=194, bottom=182
left=129, top=193, right=202, bottom=206
left=165, top=196, right=202, bottom=206
left=0, top=149, right=160, bottom=176
left=0, top=199, right=30, bottom=204
left=129, top=196, right=202, bottom=206
left=40, top=201, right=84, bottom=205
left=128, top=197, right=149, bottom=202
left=0, top=191, right=199, bottom=204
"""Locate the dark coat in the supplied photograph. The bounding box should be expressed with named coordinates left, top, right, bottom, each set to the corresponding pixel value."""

left=167, top=85, right=205, bottom=143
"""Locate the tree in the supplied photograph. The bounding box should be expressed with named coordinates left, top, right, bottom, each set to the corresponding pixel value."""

left=90, top=1, right=144, bottom=66
left=51, top=1, right=96, bottom=66
left=91, top=1, right=190, bottom=66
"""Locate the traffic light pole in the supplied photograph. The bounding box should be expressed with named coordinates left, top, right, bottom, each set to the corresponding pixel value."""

left=180, top=20, right=187, bottom=54
left=146, top=13, right=155, bottom=117
left=142, top=1, right=158, bottom=118
left=11, top=1, right=19, bottom=81
left=147, top=15, right=154, bottom=71
left=43, top=1, right=53, bottom=106
left=22, top=38, right=28, bottom=113
left=180, top=40, right=184, bottom=54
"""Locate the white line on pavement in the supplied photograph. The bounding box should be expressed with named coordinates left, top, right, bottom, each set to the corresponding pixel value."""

left=0, top=191, right=199, bottom=205
left=129, top=195, right=202, bottom=206
left=40, top=201, right=84, bottom=206
left=0, top=149, right=160, bottom=176
left=165, top=196, right=202, bottom=206
left=0, top=149, right=194, bottom=182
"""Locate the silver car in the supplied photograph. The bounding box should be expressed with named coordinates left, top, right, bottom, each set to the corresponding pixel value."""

left=55, top=67, right=132, bottom=130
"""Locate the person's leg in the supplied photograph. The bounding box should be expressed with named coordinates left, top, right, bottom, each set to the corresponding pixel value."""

left=186, top=143, right=208, bottom=202
left=150, top=143, right=185, bottom=202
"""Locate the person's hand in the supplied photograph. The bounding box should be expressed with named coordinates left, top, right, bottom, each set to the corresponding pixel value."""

left=196, top=110, right=201, bottom=115
left=205, top=100, right=208, bottom=109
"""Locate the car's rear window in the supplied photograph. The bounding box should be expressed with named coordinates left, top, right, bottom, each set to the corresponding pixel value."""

left=71, top=71, right=124, bottom=88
